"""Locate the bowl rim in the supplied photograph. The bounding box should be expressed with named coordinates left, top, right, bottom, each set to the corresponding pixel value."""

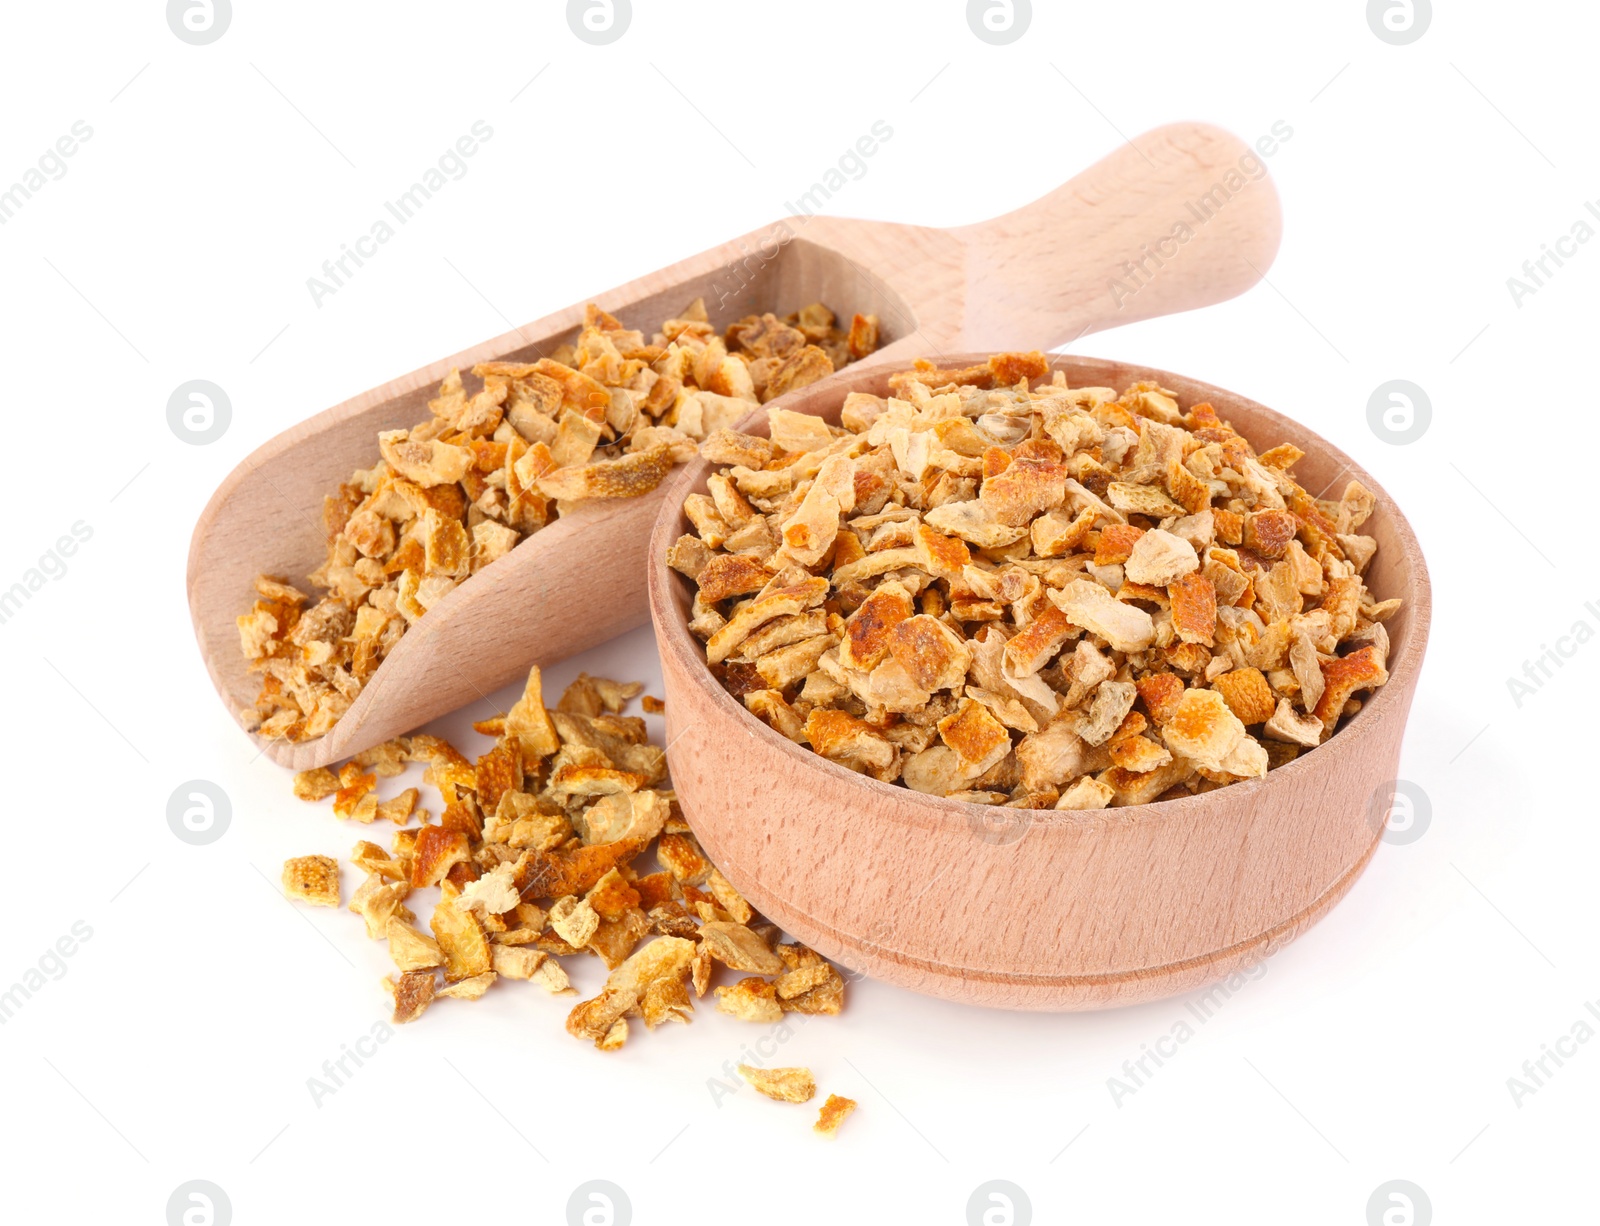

left=648, top=352, right=1433, bottom=832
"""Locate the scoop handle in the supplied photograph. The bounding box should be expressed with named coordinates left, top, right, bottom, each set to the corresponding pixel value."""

left=951, top=122, right=1284, bottom=350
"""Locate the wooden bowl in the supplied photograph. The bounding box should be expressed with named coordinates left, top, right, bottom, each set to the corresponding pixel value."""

left=647, top=354, right=1431, bottom=1010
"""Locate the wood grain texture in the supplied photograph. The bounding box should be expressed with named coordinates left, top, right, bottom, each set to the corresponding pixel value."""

left=648, top=355, right=1432, bottom=1011
left=189, top=122, right=1283, bottom=769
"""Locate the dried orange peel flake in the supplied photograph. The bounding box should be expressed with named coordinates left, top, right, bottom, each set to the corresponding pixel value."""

left=675, top=359, right=1398, bottom=808
left=738, top=1064, right=817, bottom=1103
left=281, top=665, right=848, bottom=1060
left=814, top=1093, right=858, bottom=1137
left=238, top=300, right=879, bottom=743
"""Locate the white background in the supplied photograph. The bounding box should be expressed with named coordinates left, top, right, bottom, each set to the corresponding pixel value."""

left=1, top=2, right=1594, bottom=1223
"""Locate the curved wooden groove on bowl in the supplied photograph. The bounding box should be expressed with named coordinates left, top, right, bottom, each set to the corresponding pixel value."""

left=699, top=820, right=1385, bottom=1011
left=648, top=355, right=1432, bottom=1011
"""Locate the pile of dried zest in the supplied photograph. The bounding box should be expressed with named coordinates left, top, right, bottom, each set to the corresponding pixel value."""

left=670, top=354, right=1401, bottom=809
left=238, top=299, right=881, bottom=742
left=285, top=667, right=848, bottom=1051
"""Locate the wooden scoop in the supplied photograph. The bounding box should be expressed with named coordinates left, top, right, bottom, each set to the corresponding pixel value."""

left=188, top=122, right=1282, bottom=770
